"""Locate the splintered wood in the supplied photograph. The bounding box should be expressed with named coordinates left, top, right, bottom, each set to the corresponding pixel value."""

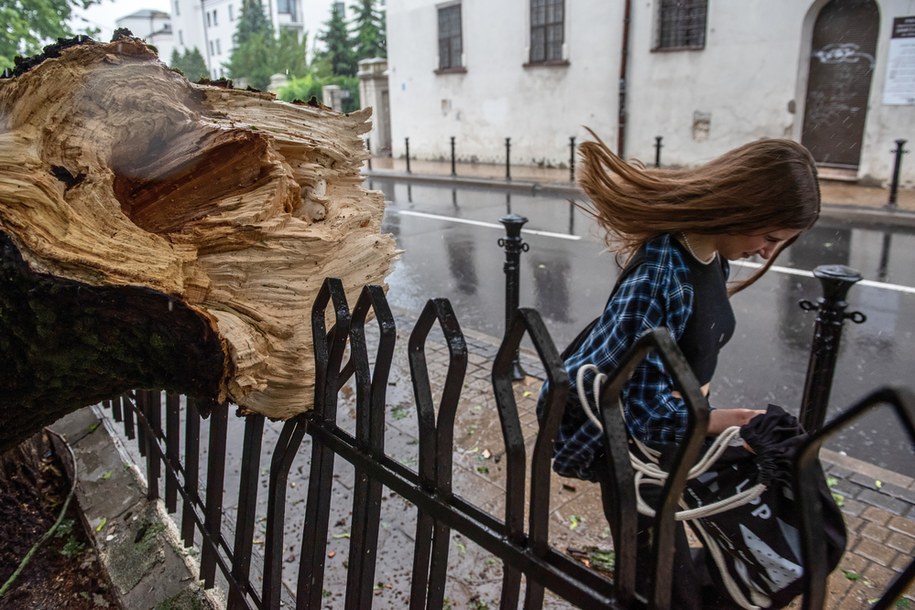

left=0, top=36, right=396, bottom=426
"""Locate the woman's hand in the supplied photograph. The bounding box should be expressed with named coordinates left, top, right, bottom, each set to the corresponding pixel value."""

left=708, top=408, right=764, bottom=435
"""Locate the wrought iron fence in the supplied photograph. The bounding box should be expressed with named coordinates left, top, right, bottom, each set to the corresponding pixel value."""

left=98, top=277, right=915, bottom=609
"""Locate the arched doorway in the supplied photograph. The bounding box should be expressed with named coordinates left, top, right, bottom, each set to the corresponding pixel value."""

left=801, top=0, right=879, bottom=169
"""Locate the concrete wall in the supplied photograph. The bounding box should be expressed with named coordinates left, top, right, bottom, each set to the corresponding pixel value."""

left=386, top=0, right=619, bottom=167
left=386, top=0, right=915, bottom=186
left=625, top=1, right=811, bottom=166
left=857, top=0, right=915, bottom=184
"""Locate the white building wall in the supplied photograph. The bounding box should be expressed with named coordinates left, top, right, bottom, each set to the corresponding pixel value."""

left=171, top=0, right=207, bottom=65
left=387, top=0, right=619, bottom=166
left=856, top=0, right=915, bottom=183
left=625, top=1, right=811, bottom=166
left=116, top=11, right=177, bottom=63
left=386, top=0, right=915, bottom=186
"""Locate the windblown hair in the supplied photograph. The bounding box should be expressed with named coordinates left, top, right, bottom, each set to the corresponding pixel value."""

left=577, top=129, right=821, bottom=294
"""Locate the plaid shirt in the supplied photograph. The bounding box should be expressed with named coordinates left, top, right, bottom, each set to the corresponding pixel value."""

left=546, top=233, right=724, bottom=481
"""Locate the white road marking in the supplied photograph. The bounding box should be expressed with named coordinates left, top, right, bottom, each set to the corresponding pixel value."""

left=730, top=261, right=915, bottom=295
left=392, top=209, right=915, bottom=294
left=392, top=209, right=582, bottom=241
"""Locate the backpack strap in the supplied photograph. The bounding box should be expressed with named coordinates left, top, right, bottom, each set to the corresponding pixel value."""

left=560, top=247, right=648, bottom=360
left=560, top=239, right=728, bottom=361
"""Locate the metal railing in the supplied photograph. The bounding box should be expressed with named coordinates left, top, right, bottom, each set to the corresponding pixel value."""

left=98, top=277, right=915, bottom=609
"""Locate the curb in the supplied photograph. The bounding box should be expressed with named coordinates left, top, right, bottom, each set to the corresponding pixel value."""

left=49, top=407, right=219, bottom=610
left=363, top=169, right=915, bottom=229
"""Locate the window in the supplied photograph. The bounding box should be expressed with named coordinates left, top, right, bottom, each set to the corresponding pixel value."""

left=437, top=4, right=462, bottom=71
left=178, top=29, right=183, bottom=45
left=212, top=9, right=218, bottom=25
left=174, top=0, right=180, bottom=16
left=228, top=5, right=233, bottom=20
left=277, top=0, right=292, bottom=15
left=530, top=0, right=564, bottom=63
left=656, top=0, right=707, bottom=50
left=206, top=11, right=211, bottom=27
left=216, top=39, right=221, bottom=54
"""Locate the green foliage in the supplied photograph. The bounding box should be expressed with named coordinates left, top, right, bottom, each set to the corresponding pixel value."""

left=169, top=47, right=209, bottom=82
left=273, top=28, right=308, bottom=79
left=55, top=519, right=86, bottom=558
left=350, top=0, right=385, bottom=60
left=0, top=0, right=98, bottom=71
left=228, top=30, right=275, bottom=89
left=227, top=0, right=307, bottom=90
left=316, top=3, right=356, bottom=77
left=234, top=0, right=273, bottom=46
left=276, top=73, right=359, bottom=112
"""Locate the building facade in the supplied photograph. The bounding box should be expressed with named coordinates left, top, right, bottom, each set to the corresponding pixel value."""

left=116, top=9, right=177, bottom=64
left=165, top=0, right=334, bottom=79
left=385, top=0, right=915, bottom=186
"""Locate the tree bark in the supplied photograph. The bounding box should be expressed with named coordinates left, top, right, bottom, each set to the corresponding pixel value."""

left=0, top=35, right=396, bottom=451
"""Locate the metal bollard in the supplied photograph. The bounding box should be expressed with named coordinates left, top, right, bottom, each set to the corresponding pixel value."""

left=569, top=136, right=576, bottom=182
left=498, top=214, right=529, bottom=380
left=366, top=137, right=372, bottom=170
left=798, top=265, right=867, bottom=433
left=654, top=136, right=663, bottom=168
left=450, top=136, right=457, bottom=176
left=887, top=139, right=908, bottom=210
left=505, top=137, right=512, bottom=181
left=405, top=137, right=411, bottom=174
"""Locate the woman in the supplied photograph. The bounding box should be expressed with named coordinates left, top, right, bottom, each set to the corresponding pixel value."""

left=546, top=132, right=821, bottom=607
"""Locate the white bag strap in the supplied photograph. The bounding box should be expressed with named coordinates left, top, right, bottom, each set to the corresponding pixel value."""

left=576, top=364, right=766, bottom=521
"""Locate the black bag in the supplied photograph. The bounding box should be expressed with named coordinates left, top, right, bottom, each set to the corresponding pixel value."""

left=676, top=405, right=847, bottom=609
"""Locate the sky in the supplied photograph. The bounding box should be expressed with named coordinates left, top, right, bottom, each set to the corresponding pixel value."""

left=71, top=0, right=335, bottom=45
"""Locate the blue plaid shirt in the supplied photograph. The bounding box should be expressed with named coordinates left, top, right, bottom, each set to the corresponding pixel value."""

left=545, top=233, right=724, bottom=481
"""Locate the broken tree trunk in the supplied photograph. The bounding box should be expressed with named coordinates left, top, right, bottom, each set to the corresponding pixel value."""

left=0, top=36, right=397, bottom=452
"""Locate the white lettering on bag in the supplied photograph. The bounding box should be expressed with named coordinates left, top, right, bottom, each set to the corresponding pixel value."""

left=752, top=504, right=772, bottom=519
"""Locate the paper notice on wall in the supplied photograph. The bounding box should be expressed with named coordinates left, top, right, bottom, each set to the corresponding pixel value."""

left=884, top=16, right=915, bottom=105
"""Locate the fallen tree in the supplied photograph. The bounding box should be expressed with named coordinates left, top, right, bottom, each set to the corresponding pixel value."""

left=0, top=35, right=397, bottom=452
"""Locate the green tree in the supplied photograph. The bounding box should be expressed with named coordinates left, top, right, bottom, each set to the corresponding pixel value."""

left=234, top=0, right=273, bottom=46
left=169, top=47, right=209, bottom=82
left=277, top=73, right=358, bottom=112
left=316, top=3, right=356, bottom=77
left=228, top=0, right=307, bottom=90
left=1, top=0, right=98, bottom=71
left=349, top=0, right=385, bottom=60
left=227, top=0, right=274, bottom=88
left=273, top=29, right=308, bottom=78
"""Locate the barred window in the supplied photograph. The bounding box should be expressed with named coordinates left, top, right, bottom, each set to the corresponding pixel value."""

left=530, top=0, right=564, bottom=63
left=656, top=0, right=707, bottom=50
left=438, top=4, right=463, bottom=70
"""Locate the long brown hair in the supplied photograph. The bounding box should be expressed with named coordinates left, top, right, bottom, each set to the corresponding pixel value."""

left=577, top=129, right=821, bottom=294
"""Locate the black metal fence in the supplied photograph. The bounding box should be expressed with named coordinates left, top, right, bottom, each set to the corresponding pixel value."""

left=99, top=278, right=915, bottom=609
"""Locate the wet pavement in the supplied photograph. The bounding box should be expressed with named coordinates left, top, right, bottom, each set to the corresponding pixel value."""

left=365, top=172, right=915, bottom=476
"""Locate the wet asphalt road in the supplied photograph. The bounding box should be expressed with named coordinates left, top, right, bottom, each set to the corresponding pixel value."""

left=369, top=178, right=915, bottom=476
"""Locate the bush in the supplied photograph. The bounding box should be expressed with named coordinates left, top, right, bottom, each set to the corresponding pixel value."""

left=277, top=74, right=359, bottom=113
